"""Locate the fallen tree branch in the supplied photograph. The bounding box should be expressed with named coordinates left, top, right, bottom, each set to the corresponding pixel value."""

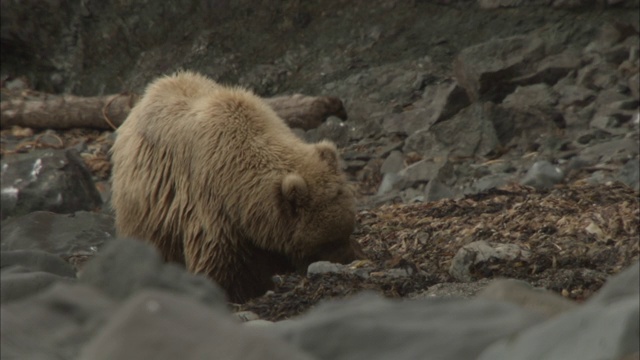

left=1, top=90, right=348, bottom=131
left=1, top=90, right=138, bottom=130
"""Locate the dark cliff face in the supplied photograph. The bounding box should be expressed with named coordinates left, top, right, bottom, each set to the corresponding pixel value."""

left=2, top=0, right=638, bottom=97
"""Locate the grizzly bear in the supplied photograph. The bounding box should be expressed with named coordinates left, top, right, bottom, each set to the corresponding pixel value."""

left=110, top=71, right=362, bottom=302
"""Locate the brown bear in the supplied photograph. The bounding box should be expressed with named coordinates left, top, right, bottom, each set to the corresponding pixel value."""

left=110, top=71, right=362, bottom=302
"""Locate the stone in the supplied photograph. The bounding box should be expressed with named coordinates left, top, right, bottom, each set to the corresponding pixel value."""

left=502, top=84, right=558, bottom=109
left=376, top=173, right=401, bottom=196
left=556, top=85, right=596, bottom=108
left=1, top=271, right=74, bottom=303
left=454, top=35, right=545, bottom=102
left=579, top=137, right=639, bottom=164
left=0, top=211, right=115, bottom=259
left=380, top=150, right=405, bottom=174
left=424, top=178, right=456, bottom=202
left=628, top=73, right=639, bottom=99
left=234, top=311, right=261, bottom=322
left=382, top=109, right=433, bottom=136
left=511, top=50, right=582, bottom=86
left=477, top=279, right=578, bottom=317
left=346, top=117, right=383, bottom=141
left=1, top=249, right=77, bottom=278
left=394, top=159, right=448, bottom=190
left=376, top=140, right=404, bottom=158
left=465, top=173, right=515, bottom=195
left=449, top=241, right=532, bottom=282
left=616, top=158, right=640, bottom=191
left=272, top=292, right=541, bottom=360
left=576, top=62, right=619, bottom=90
left=422, top=81, right=472, bottom=123
left=520, top=161, right=565, bottom=189
left=1, top=283, right=116, bottom=360
left=404, top=103, right=500, bottom=159
left=307, top=261, right=344, bottom=275
left=305, top=116, right=350, bottom=147
left=382, top=81, right=470, bottom=136
left=77, top=290, right=311, bottom=360
left=410, top=279, right=493, bottom=299
left=79, top=238, right=227, bottom=310
left=245, top=319, right=275, bottom=327
left=590, top=114, right=621, bottom=130
left=1, top=149, right=103, bottom=220
left=478, top=262, right=640, bottom=360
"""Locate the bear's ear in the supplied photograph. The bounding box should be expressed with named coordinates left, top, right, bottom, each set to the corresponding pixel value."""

left=281, top=173, right=309, bottom=209
left=315, top=140, right=340, bottom=172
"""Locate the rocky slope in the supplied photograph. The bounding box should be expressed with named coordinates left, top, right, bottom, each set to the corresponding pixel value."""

left=1, top=1, right=639, bottom=359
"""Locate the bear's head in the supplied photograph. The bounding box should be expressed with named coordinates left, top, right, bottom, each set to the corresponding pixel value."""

left=281, top=140, right=363, bottom=270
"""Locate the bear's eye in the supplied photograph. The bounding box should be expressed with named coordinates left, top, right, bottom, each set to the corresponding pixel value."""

left=336, top=189, right=343, bottom=197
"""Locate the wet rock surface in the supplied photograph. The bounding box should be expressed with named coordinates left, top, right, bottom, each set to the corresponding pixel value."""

left=1, top=1, right=639, bottom=359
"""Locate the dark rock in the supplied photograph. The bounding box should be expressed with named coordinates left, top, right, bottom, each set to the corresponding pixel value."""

left=77, top=290, right=310, bottom=360
left=79, top=238, right=227, bottom=310
left=478, top=262, right=640, bottom=360
left=520, top=160, right=565, bottom=189
left=306, top=116, right=350, bottom=147
left=511, top=50, right=582, bottom=86
left=454, top=35, right=546, bottom=102
left=449, top=241, right=532, bottom=282
left=590, top=114, right=622, bottom=129
left=556, top=85, right=597, bottom=108
left=0, top=283, right=116, bottom=360
left=0, top=211, right=115, bottom=258
left=382, top=81, right=470, bottom=136
left=342, top=151, right=373, bottom=162
left=1, top=149, right=103, bottom=220
left=579, top=137, right=639, bottom=164
left=1, top=249, right=76, bottom=278
left=382, top=109, right=433, bottom=136
left=478, top=0, right=550, bottom=8
left=502, top=84, right=558, bottom=109
left=616, top=158, right=640, bottom=191
left=376, top=140, right=405, bottom=158
left=272, top=292, right=541, bottom=360
left=346, top=117, right=383, bottom=141
left=576, top=61, right=619, bottom=90
left=404, top=103, right=500, bottom=159
left=1, top=271, right=74, bottom=303
left=628, top=73, right=639, bottom=99
left=343, top=160, right=368, bottom=173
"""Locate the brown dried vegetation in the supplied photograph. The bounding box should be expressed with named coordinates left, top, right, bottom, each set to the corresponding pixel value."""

left=240, top=183, right=639, bottom=320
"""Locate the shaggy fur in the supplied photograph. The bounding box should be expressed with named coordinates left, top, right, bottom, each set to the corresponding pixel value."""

left=110, top=71, right=360, bottom=302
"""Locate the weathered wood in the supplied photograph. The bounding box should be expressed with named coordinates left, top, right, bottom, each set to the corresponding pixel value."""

left=1, top=90, right=348, bottom=131
left=0, top=90, right=138, bottom=130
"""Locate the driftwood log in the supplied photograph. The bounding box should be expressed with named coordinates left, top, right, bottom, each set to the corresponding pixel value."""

left=0, top=90, right=348, bottom=131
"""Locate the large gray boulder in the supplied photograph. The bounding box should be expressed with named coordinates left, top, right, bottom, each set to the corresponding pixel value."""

left=1, top=149, right=102, bottom=220
left=77, top=290, right=312, bottom=360
left=271, top=293, right=542, bottom=360
left=478, top=262, right=640, bottom=360
left=79, top=238, right=227, bottom=310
